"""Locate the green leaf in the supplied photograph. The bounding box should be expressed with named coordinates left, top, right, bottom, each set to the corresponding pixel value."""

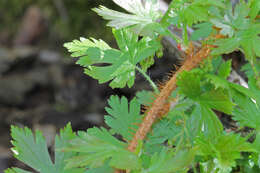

left=146, top=118, right=182, bottom=146
left=144, top=148, right=196, bottom=173
left=173, top=0, right=225, bottom=27
left=249, top=0, right=260, bottom=20
left=191, top=22, right=213, bottom=41
left=210, top=3, right=260, bottom=63
left=229, top=82, right=257, bottom=102
left=231, top=89, right=260, bottom=130
left=104, top=95, right=142, bottom=141
left=198, top=89, right=234, bottom=114
left=7, top=124, right=83, bottom=173
left=93, top=0, right=161, bottom=35
left=64, top=29, right=161, bottom=88
left=140, top=56, right=155, bottom=72
left=211, top=37, right=241, bottom=55
left=177, top=71, right=202, bottom=99
left=85, top=163, right=113, bottom=173
left=206, top=74, right=230, bottom=89
left=65, top=127, right=141, bottom=170
left=210, top=2, right=250, bottom=37
left=196, top=133, right=254, bottom=170
left=188, top=104, right=223, bottom=140
left=136, top=90, right=155, bottom=106
left=218, top=60, right=232, bottom=79
left=5, top=168, right=32, bottom=173
left=177, top=71, right=234, bottom=114
left=248, top=76, right=260, bottom=107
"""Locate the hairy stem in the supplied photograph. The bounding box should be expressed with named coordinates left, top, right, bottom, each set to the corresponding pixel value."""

left=135, top=66, right=159, bottom=93
left=127, top=44, right=212, bottom=152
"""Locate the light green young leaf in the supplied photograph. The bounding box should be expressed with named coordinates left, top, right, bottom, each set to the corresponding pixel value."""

left=196, top=133, right=254, bottom=170
left=198, top=89, right=234, bottom=115
left=65, top=127, right=141, bottom=170
left=105, top=95, right=142, bottom=141
left=64, top=29, right=161, bottom=88
left=93, top=0, right=161, bottom=35
left=177, top=71, right=202, bottom=99
left=143, top=148, right=196, bottom=173
left=140, top=56, right=155, bottom=72
left=177, top=71, right=234, bottom=114
left=206, top=74, right=230, bottom=89
left=6, top=124, right=83, bottom=173
left=218, top=60, right=232, bottom=79
left=249, top=0, right=260, bottom=20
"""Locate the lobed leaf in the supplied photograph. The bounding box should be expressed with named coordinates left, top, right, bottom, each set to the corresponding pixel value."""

left=196, top=133, right=254, bottom=170
left=143, top=148, right=196, bottom=173
left=6, top=124, right=82, bottom=173
left=93, top=0, right=161, bottom=35
left=64, top=29, right=161, bottom=88
left=64, top=127, right=141, bottom=170
left=105, top=95, right=142, bottom=141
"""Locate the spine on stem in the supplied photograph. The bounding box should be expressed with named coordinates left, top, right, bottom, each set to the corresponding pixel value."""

left=127, top=44, right=212, bottom=152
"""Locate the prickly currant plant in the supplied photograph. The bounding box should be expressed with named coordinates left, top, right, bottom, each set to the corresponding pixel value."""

left=6, top=0, right=260, bottom=173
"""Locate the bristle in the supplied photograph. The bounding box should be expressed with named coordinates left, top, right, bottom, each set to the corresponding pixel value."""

left=126, top=34, right=220, bottom=154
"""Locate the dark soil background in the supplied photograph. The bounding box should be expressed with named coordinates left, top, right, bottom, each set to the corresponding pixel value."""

left=0, top=1, right=179, bottom=172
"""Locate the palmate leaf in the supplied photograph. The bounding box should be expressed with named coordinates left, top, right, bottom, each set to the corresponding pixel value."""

left=211, top=3, right=260, bottom=63
left=191, top=22, right=213, bottom=41
left=188, top=104, right=223, bottom=141
left=177, top=70, right=234, bottom=114
left=105, top=95, right=142, bottom=141
left=5, top=124, right=84, bottom=173
left=144, top=148, right=196, bottom=173
left=64, top=127, right=141, bottom=170
left=197, top=133, right=254, bottom=171
left=93, top=0, right=161, bottom=35
left=172, top=0, right=225, bottom=27
left=231, top=89, right=260, bottom=130
left=136, top=90, right=155, bottom=106
left=64, top=28, right=161, bottom=88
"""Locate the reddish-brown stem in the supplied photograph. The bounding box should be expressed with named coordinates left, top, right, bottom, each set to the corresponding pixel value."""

left=115, top=39, right=217, bottom=172
left=127, top=44, right=212, bottom=152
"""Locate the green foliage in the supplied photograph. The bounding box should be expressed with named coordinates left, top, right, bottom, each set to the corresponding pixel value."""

left=143, top=148, right=196, bottom=173
left=93, top=0, right=161, bottom=35
left=5, top=124, right=84, bottom=173
left=197, top=133, right=254, bottom=171
left=63, top=127, right=141, bottom=170
left=7, top=0, right=260, bottom=173
left=105, top=95, right=142, bottom=141
left=64, top=29, right=161, bottom=88
left=191, top=22, right=213, bottom=41
left=211, top=2, right=260, bottom=66
left=177, top=70, right=235, bottom=114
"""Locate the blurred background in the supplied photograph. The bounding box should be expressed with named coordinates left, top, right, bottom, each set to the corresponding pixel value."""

left=0, top=0, right=177, bottom=172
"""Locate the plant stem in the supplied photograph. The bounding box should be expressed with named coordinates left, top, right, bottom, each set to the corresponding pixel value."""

left=135, top=66, right=159, bottom=93
left=128, top=44, right=213, bottom=152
